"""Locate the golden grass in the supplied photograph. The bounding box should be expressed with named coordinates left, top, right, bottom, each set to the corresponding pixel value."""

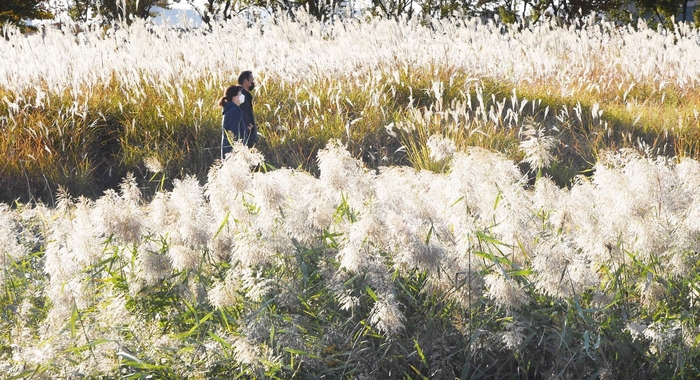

left=3, top=61, right=700, bottom=203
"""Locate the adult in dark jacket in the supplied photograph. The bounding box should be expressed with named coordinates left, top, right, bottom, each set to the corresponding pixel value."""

left=219, top=85, right=249, bottom=159
left=237, top=70, right=258, bottom=148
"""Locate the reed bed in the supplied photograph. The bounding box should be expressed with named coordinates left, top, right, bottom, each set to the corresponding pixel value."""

left=2, top=11, right=700, bottom=378
left=2, top=14, right=700, bottom=203
left=2, top=142, right=700, bottom=378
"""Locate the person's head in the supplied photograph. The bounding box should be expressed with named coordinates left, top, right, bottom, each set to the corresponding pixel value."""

left=238, top=71, right=255, bottom=92
left=219, top=85, right=243, bottom=107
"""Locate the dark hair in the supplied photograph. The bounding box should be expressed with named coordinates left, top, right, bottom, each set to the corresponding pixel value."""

left=238, top=71, right=253, bottom=85
left=219, top=85, right=242, bottom=107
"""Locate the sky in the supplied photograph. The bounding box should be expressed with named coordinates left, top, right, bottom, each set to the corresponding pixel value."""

left=151, top=3, right=203, bottom=27
left=143, top=1, right=208, bottom=26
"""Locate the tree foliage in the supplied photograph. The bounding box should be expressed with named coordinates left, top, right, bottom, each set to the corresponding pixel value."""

left=8, top=0, right=700, bottom=34
left=602, top=0, right=696, bottom=28
left=526, top=0, right=626, bottom=22
left=0, top=0, right=53, bottom=31
left=68, top=0, right=169, bottom=23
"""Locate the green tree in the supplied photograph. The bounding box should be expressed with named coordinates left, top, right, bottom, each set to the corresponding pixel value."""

left=69, top=0, right=169, bottom=23
left=248, top=0, right=340, bottom=20
left=0, top=0, right=53, bottom=32
left=607, top=0, right=696, bottom=28
left=419, top=0, right=481, bottom=20
left=371, top=0, right=417, bottom=19
left=632, top=0, right=688, bottom=25
left=520, top=0, right=625, bottom=24
left=177, top=0, right=341, bottom=25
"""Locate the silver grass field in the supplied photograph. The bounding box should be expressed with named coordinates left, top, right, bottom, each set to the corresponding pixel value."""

left=2, top=11, right=700, bottom=379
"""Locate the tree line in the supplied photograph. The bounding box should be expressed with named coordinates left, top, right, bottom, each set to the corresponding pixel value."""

left=1, top=0, right=698, bottom=31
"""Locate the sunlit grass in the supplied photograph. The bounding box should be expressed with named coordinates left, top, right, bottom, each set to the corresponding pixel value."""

left=3, top=66, right=700, bottom=203
left=3, top=143, right=700, bottom=378
left=2, top=15, right=700, bottom=203
left=3, top=16, right=700, bottom=377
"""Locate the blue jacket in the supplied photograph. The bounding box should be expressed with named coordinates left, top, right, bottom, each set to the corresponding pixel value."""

left=239, top=89, right=258, bottom=147
left=221, top=102, right=247, bottom=159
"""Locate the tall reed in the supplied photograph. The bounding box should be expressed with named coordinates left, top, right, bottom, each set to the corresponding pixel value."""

left=2, top=141, right=700, bottom=378
left=3, top=14, right=700, bottom=203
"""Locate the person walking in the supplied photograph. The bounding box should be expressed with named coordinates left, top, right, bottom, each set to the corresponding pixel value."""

left=219, top=85, right=250, bottom=159
left=237, top=71, right=258, bottom=148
